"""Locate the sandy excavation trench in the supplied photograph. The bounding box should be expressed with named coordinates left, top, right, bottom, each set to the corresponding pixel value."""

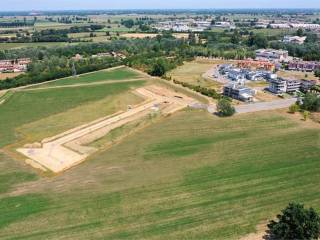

left=17, top=85, right=197, bottom=173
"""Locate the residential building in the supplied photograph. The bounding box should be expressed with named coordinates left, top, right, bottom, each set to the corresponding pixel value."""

left=223, top=83, right=256, bottom=102
left=255, top=49, right=289, bottom=62
left=269, top=78, right=287, bottom=94
left=270, top=23, right=291, bottom=29
left=269, top=78, right=301, bottom=94
left=283, top=35, right=306, bottom=45
left=286, top=79, right=301, bottom=93
left=290, top=23, right=320, bottom=30
left=300, top=80, right=317, bottom=93
left=0, top=58, right=31, bottom=73
left=227, top=68, right=246, bottom=81
left=214, top=21, right=232, bottom=28
left=245, top=71, right=269, bottom=81
left=288, top=61, right=320, bottom=72
left=194, top=21, right=211, bottom=28
left=218, top=64, right=233, bottom=75
left=269, top=23, right=320, bottom=30
left=237, top=59, right=276, bottom=71
left=71, top=54, right=83, bottom=61
left=155, top=20, right=211, bottom=32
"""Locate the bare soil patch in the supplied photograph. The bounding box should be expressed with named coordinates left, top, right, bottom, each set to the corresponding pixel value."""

left=0, top=72, right=22, bottom=80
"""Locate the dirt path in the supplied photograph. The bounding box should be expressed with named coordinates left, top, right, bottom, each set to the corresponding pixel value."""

left=17, top=85, right=197, bottom=173
left=0, top=89, right=7, bottom=98
left=239, top=223, right=267, bottom=240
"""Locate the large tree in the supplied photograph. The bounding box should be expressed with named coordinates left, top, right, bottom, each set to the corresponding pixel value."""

left=266, top=203, right=320, bottom=240
left=302, top=93, right=320, bottom=112
left=217, top=98, right=235, bottom=117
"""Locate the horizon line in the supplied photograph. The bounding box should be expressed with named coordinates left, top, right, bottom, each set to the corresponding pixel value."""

left=1, top=8, right=320, bottom=12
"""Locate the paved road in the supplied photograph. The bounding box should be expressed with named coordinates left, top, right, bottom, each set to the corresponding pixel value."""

left=235, top=98, right=297, bottom=114
left=202, top=67, right=229, bottom=84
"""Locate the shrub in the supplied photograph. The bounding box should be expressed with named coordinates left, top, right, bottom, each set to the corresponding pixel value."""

left=303, top=110, right=310, bottom=121
left=288, top=103, right=300, bottom=114
left=217, top=98, right=235, bottom=117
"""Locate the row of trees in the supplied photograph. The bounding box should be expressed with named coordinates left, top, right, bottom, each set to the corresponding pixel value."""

left=172, top=79, right=221, bottom=100
left=270, top=41, right=320, bottom=61
left=0, top=25, right=105, bottom=43
left=0, top=56, right=121, bottom=89
left=0, top=36, right=194, bottom=89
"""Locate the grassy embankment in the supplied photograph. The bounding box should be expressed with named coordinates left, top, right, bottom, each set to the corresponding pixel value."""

left=28, top=67, right=143, bottom=88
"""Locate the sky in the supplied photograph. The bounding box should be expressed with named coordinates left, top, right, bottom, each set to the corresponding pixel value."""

left=2, top=0, right=320, bottom=11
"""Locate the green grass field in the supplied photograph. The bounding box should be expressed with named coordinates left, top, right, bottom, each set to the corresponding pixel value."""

left=0, top=80, right=145, bottom=148
left=168, top=61, right=223, bottom=89
left=28, top=67, right=143, bottom=89
left=0, top=107, right=319, bottom=239
left=0, top=62, right=319, bottom=239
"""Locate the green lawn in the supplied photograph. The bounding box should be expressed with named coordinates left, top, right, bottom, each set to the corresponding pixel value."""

left=0, top=110, right=319, bottom=239
left=29, top=67, right=143, bottom=88
left=0, top=80, right=145, bottom=148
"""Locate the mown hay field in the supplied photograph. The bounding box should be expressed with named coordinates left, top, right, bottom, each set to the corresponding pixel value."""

left=0, top=106, right=319, bottom=239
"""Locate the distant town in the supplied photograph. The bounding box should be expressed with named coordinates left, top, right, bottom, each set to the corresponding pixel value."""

left=0, top=7, right=320, bottom=240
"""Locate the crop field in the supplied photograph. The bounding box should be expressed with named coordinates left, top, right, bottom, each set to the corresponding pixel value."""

left=0, top=42, right=73, bottom=50
left=0, top=107, right=319, bottom=239
left=251, top=28, right=297, bottom=36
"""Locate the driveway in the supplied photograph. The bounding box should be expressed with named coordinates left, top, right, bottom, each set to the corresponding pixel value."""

left=235, top=98, right=297, bottom=114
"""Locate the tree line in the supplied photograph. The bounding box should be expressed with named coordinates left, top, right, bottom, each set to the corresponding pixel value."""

left=0, top=25, right=105, bottom=43
left=0, top=35, right=193, bottom=89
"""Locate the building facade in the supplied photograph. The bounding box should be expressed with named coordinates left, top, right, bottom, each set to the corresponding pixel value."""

left=0, top=58, right=31, bottom=73
left=223, top=84, right=256, bottom=102
left=269, top=78, right=301, bottom=94
left=288, top=61, right=320, bottom=72
left=255, top=49, right=289, bottom=62
left=269, top=78, right=288, bottom=94
left=283, top=35, right=306, bottom=45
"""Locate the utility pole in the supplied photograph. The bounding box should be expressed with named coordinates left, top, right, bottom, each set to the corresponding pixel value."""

left=72, top=61, right=77, bottom=77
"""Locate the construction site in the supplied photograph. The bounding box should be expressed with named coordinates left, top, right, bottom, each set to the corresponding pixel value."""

left=17, top=85, right=197, bottom=173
